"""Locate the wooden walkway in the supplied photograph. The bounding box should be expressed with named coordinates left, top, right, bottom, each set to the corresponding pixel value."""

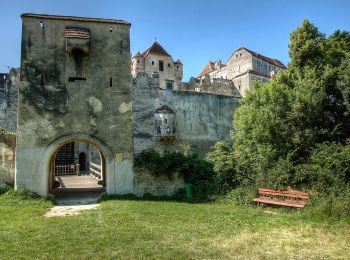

left=56, top=174, right=103, bottom=189
left=52, top=175, right=105, bottom=204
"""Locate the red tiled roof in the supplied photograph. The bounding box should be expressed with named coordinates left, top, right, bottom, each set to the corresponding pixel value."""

left=141, top=41, right=171, bottom=58
left=230, top=47, right=287, bottom=69
left=65, top=27, right=90, bottom=39
left=197, top=61, right=227, bottom=78
left=197, top=61, right=215, bottom=78
left=21, top=13, right=130, bottom=25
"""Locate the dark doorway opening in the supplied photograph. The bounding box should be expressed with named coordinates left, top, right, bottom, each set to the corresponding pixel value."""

left=79, top=152, right=86, bottom=171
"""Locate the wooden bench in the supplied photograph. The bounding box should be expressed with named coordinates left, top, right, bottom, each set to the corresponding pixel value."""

left=253, top=188, right=309, bottom=208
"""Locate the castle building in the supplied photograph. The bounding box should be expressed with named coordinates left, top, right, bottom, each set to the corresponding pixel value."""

left=197, top=47, right=286, bottom=96
left=131, top=41, right=183, bottom=90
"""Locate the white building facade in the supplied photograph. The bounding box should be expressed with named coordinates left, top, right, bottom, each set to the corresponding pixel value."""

left=131, top=41, right=183, bottom=90
left=197, top=47, right=287, bottom=96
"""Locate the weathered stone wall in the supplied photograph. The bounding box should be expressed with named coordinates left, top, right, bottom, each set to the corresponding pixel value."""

left=16, top=14, right=133, bottom=196
left=0, top=131, right=16, bottom=186
left=132, top=72, right=239, bottom=156
left=134, top=168, right=184, bottom=197
left=252, top=56, right=281, bottom=75
left=233, top=73, right=250, bottom=96
left=225, top=49, right=253, bottom=79
left=191, top=76, right=241, bottom=97
left=0, top=69, right=19, bottom=132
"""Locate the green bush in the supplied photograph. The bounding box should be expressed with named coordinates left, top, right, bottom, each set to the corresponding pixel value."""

left=206, top=141, right=237, bottom=193
left=134, top=149, right=186, bottom=176
left=134, top=149, right=217, bottom=202
left=295, top=142, right=350, bottom=193
left=216, top=185, right=257, bottom=205
left=304, top=190, right=350, bottom=220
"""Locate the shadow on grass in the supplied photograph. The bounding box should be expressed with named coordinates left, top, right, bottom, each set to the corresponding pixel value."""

left=99, top=190, right=200, bottom=204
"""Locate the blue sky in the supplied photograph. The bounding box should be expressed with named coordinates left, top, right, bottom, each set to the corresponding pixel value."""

left=0, top=0, right=349, bottom=80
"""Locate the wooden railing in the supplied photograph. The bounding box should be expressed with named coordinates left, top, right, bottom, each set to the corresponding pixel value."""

left=89, top=162, right=102, bottom=180
left=55, top=164, right=77, bottom=176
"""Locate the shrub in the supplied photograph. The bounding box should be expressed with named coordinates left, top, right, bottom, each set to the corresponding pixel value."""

left=206, top=141, right=237, bottom=192
left=134, top=149, right=216, bottom=201
left=294, top=142, right=350, bottom=193
left=134, top=149, right=186, bottom=176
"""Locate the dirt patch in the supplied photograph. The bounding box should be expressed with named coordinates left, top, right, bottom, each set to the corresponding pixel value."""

left=44, top=203, right=100, bottom=218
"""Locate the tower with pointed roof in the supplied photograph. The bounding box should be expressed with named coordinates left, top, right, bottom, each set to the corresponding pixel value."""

left=131, top=41, right=183, bottom=90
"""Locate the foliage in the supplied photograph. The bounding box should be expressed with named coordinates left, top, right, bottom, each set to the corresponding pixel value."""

left=134, top=149, right=216, bottom=201
left=134, top=149, right=186, bottom=176
left=294, top=142, right=350, bottom=193
left=206, top=141, right=237, bottom=192
left=207, top=20, right=350, bottom=213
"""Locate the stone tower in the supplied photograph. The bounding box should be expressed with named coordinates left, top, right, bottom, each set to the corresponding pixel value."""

left=16, top=13, right=134, bottom=196
left=131, top=51, right=145, bottom=78
left=131, top=41, right=183, bottom=90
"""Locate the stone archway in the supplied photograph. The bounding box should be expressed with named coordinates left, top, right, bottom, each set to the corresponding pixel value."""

left=46, top=134, right=112, bottom=197
left=48, top=138, right=108, bottom=200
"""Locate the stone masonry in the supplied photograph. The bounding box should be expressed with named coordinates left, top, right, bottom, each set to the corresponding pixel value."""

left=16, top=13, right=134, bottom=196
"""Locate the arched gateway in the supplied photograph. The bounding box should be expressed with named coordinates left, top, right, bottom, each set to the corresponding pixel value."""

left=15, top=14, right=134, bottom=197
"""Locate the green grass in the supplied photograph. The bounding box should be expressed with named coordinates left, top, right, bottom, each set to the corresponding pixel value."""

left=0, top=190, right=349, bottom=259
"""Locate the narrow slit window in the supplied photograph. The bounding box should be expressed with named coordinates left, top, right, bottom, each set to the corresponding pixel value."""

left=110, top=77, right=113, bottom=87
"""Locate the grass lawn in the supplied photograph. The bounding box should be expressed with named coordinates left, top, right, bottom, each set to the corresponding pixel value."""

left=0, top=191, right=349, bottom=259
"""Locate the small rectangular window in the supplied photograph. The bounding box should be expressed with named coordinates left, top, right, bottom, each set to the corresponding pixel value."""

left=152, top=61, right=155, bottom=65
left=110, top=77, right=112, bottom=87
left=168, top=63, right=171, bottom=68
left=166, top=82, right=173, bottom=90
left=159, top=60, right=164, bottom=71
left=165, top=119, right=168, bottom=124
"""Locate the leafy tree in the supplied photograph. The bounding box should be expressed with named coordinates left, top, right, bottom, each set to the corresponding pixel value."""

left=288, top=20, right=325, bottom=73
left=209, top=20, right=350, bottom=194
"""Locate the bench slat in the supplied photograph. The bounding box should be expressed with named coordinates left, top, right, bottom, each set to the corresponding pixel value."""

left=258, top=189, right=309, bottom=199
left=259, top=188, right=308, bottom=196
left=253, top=197, right=306, bottom=208
left=253, top=188, right=309, bottom=208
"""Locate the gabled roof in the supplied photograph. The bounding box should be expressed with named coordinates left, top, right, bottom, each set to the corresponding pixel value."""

left=155, top=105, right=175, bottom=114
left=229, top=47, right=287, bottom=69
left=197, top=61, right=215, bottom=78
left=174, top=59, right=182, bottom=65
left=132, top=51, right=142, bottom=58
left=197, top=60, right=226, bottom=78
left=141, top=41, right=171, bottom=58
